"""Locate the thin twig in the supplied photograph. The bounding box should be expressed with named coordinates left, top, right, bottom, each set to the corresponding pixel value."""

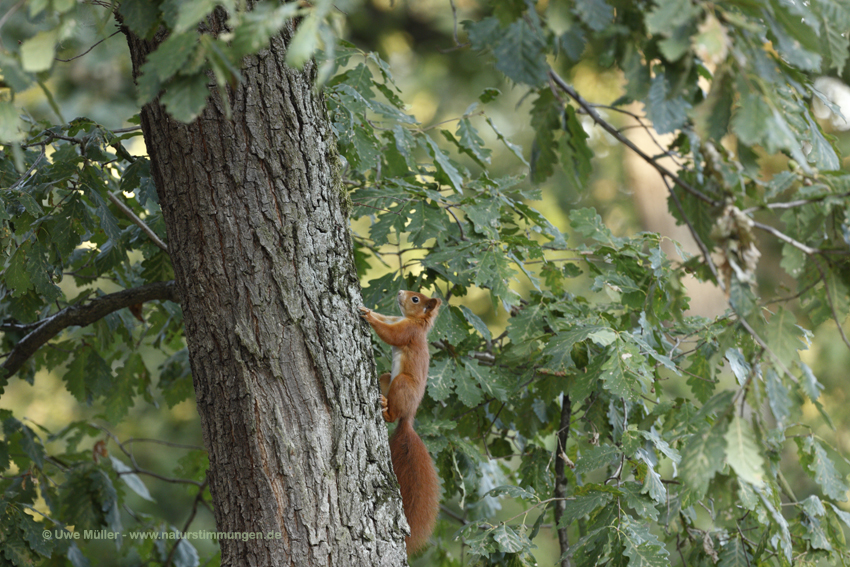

left=522, top=257, right=588, bottom=264
left=106, top=192, right=169, bottom=252
left=0, top=0, right=25, bottom=32
left=676, top=533, right=688, bottom=566
left=107, top=428, right=206, bottom=485
left=440, top=504, right=468, bottom=525
left=164, top=479, right=209, bottom=567
left=116, top=467, right=204, bottom=487
left=588, top=103, right=685, bottom=169
left=742, top=191, right=850, bottom=214
left=810, top=257, right=850, bottom=351
left=735, top=313, right=798, bottom=384
left=55, top=30, right=122, bottom=62
left=0, top=321, right=42, bottom=332
left=22, top=132, right=83, bottom=148
left=94, top=426, right=202, bottom=486
left=432, top=341, right=494, bottom=365
left=737, top=524, right=753, bottom=567
left=440, top=0, right=470, bottom=53
left=121, top=437, right=204, bottom=451
left=449, top=0, right=461, bottom=46
left=9, top=147, right=46, bottom=191
left=548, top=70, right=720, bottom=207
left=750, top=220, right=817, bottom=255
left=662, top=176, right=724, bottom=291
left=761, top=277, right=821, bottom=307
left=444, top=205, right=469, bottom=241
left=421, top=112, right=484, bottom=132
left=500, top=496, right=568, bottom=526
left=20, top=503, right=64, bottom=528
left=553, top=395, right=573, bottom=567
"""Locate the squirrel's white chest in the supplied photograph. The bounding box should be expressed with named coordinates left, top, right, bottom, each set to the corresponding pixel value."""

left=390, top=347, right=402, bottom=382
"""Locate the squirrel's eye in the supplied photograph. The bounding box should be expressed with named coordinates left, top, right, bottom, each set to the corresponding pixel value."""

left=412, top=296, right=419, bottom=303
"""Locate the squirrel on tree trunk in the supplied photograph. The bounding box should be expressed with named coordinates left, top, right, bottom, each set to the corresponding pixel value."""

left=360, top=290, right=441, bottom=555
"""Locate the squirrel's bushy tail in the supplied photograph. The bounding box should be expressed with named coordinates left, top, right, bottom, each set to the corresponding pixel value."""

left=390, top=418, right=439, bottom=555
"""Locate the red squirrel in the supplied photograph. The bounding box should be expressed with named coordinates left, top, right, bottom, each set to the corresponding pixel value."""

left=359, top=290, right=441, bottom=555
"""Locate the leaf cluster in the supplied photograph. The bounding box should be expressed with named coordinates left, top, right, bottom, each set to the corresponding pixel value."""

left=0, top=413, right=208, bottom=567
left=0, top=117, right=198, bottom=565
left=341, top=2, right=850, bottom=566
left=0, top=0, right=342, bottom=129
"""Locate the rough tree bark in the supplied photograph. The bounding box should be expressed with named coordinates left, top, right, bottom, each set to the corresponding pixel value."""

left=122, top=12, right=409, bottom=567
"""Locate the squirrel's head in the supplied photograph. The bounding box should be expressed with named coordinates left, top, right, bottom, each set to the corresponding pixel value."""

left=397, top=290, right=441, bottom=321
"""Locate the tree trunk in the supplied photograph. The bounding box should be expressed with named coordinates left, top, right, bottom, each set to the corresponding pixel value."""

left=123, top=16, right=409, bottom=567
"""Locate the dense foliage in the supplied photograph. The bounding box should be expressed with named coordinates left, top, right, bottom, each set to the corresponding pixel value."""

left=1, top=0, right=850, bottom=566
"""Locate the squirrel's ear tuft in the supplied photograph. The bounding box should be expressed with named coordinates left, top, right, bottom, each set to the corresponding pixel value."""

left=427, top=298, right=441, bottom=311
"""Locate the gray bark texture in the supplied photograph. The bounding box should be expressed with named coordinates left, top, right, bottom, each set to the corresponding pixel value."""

left=123, top=14, right=409, bottom=567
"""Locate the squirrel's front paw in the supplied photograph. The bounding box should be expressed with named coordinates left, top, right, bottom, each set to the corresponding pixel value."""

left=359, top=306, right=371, bottom=318
left=380, top=395, right=391, bottom=422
